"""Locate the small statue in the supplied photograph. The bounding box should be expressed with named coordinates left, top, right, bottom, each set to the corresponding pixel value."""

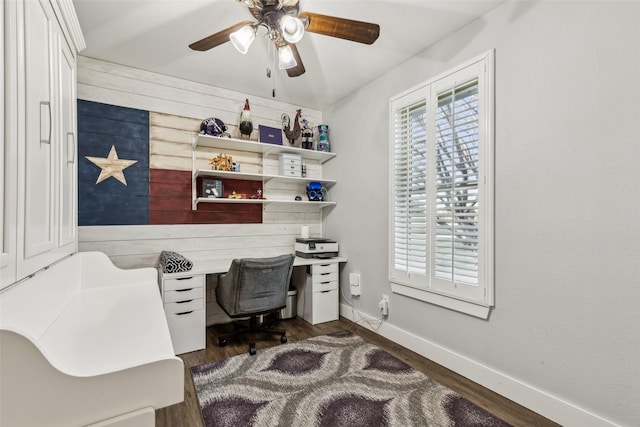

left=209, top=153, right=233, bottom=171
left=282, top=109, right=301, bottom=146
left=239, top=99, right=253, bottom=139
left=301, top=118, right=313, bottom=149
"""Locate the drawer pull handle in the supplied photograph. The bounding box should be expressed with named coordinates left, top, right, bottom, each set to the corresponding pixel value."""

left=175, top=288, right=193, bottom=292
left=177, top=277, right=193, bottom=280
left=320, top=272, right=331, bottom=276
left=176, top=311, right=193, bottom=316
left=320, top=290, right=332, bottom=294
left=176, top=299, right=193, bottom=304
left=40, top=101, right=51, bottom=144
left=321, top=281, right=332, bottom=285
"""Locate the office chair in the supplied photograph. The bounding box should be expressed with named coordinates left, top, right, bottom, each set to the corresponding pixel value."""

left=215, top=254, right=295, bottom=355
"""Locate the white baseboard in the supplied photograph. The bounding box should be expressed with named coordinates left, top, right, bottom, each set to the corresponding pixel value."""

left=339, top=303, right=617, bottom=427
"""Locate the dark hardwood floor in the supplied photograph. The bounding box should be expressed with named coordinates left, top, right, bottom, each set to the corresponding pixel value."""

left=156, top=316, right=559, bottom=427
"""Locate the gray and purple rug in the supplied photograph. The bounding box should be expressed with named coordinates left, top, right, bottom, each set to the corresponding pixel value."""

left=191, top=330, right=510, bottom=426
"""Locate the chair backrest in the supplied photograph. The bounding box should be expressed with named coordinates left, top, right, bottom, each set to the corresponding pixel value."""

left=216, top=254, right=295, bottom=317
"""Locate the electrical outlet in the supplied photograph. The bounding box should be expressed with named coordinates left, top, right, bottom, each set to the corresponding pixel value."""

left=349, top=273, right=361, bottom=296
left=379, top=295, right=389, bottom=316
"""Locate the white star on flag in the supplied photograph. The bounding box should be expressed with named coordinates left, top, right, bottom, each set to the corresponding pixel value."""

left=85, top=145, right=137, bottom=185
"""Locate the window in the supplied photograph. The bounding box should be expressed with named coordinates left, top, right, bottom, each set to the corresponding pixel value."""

left=389, top=51, right=494, bottom=319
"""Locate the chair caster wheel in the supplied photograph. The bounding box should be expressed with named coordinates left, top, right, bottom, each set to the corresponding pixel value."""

left=219, top=339, right=227, bottom=347
left=249, top=346, right=257, bottom=356
left=281, top=335, right=288, bottom=344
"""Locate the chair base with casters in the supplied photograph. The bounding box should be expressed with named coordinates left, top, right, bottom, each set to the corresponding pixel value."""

left=215, top=254, right=295, bottom=355
left=217, top=310, right=288, bottom=356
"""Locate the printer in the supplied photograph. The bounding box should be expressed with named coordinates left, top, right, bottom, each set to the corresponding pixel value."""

left=295, top=238, right=339, bottom=259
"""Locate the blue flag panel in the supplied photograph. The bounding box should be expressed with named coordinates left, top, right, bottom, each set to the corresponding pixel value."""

left=77, top=100, right=149, bottom=225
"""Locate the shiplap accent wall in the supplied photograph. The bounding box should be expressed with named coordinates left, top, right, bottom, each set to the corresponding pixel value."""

left=77, top=56, right=325, bottom=268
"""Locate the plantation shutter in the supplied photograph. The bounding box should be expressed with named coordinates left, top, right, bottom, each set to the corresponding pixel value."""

left=391, top=97, right=428, bottom=285
left=389, top=50, right=494, bottom=317
left=433, top=80, right=480, bottom=287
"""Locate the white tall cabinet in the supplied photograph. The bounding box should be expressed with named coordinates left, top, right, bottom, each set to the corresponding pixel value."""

left=2, top=0, right=85, bottom=289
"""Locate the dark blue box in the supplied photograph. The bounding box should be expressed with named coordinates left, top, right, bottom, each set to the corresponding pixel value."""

left=259, top=125, right=283, bottom=145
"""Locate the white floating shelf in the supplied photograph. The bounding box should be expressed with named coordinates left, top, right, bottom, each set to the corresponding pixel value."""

left=193, top=197, right=335, bottom=209
left=194, top=134, right=336, bottom=164
left=194, top=169, right=337, bottom=188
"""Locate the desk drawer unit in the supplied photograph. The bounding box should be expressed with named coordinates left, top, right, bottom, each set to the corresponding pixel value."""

left=300, top=263, right=339, bottom=325
left=160, top=274, right=206, bottom=355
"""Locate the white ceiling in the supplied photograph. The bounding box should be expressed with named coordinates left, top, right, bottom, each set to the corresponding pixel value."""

left=72, top=0, right=503, bottom=110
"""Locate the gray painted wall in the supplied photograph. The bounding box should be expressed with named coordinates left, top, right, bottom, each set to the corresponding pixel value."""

left=325, top=2, right=640, bottom=426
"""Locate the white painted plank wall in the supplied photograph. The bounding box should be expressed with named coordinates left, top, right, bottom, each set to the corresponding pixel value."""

left=78, top=223, right=322, bottom=269
left=77, top=57, right=326, bottom=267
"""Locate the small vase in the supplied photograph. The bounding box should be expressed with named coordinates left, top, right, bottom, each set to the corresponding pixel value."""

left=317, top=124, right=330, bottom=152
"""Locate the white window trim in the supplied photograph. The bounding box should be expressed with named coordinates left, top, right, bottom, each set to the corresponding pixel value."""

left=388, top=50, right=495, bottom=319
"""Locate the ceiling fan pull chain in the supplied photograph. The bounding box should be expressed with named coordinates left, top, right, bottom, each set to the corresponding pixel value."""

left=266, top=40, right=272, bottom=78
left=271, top=41, right=277, bottom=97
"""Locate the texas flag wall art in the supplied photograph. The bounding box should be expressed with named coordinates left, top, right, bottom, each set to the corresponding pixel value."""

left=77, top=100, right=261, bottom=226
left=78, top=100, right=149, bottom=225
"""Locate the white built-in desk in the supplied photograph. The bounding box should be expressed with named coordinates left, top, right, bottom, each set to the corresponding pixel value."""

left=158, top=256, right=347, bottom=355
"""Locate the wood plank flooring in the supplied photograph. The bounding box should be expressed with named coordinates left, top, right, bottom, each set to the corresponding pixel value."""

left=156, top=317, right=559, bottom=427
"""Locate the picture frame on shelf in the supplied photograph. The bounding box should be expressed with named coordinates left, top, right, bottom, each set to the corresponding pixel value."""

left=202, top=178, right=223, bottom=198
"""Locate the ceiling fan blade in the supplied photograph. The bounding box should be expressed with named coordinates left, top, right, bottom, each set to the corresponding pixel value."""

left=286, top=44, right=306, bottom=77
left=189, top=21, right=254, bottom=51
left=300, top=12, right=380, bottom=45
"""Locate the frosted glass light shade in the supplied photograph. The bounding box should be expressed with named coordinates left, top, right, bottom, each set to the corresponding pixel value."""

left=280, top=15, right=304, bottom=43
left=230, top=25, right=256, bottom=54
left=278, top=45, right=297, bottom=69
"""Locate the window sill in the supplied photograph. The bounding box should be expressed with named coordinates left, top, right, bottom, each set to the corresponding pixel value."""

left=390, top=282, right=491, bottom=319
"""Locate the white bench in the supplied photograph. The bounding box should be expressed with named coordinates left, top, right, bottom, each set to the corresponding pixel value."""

left=0, top=251, right=184, bottom=427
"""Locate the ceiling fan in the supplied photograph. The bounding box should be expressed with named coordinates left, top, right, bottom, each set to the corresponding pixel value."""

left=188, top=0, right=380, bottom=78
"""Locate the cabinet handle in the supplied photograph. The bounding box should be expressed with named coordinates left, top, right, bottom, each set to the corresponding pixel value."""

left=176, top=311, right=193, bottom=315
left=177, top=277, right=193, bottom=280
left=320, top=281, right=332, bottom=285
left=175, top=288, right=193, bottom=292
left=176, top=299, right=193, bottom=304
left=40, top=101, right=51, bottom=144
left=320, top=290, right=332, bottom=294
left=67, top=132, right=75, bottom=164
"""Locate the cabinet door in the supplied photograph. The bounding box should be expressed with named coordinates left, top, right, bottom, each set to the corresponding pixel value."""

left=57, top=35, right=76, bottom=251
left=19, top=0, right=57, bottom=277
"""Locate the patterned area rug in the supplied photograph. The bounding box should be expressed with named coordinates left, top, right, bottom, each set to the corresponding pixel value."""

left=191, top=330, right=511, bottom=427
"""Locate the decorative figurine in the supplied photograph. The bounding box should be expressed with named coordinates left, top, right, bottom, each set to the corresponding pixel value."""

left=239, top=99, right=253, bottom=139
left=282, top=109, right=301, bottom=146
left=200, top=117, right=230, bottom=138
left=301, top=118, right=313, bottom=149
left=209, top=153, right=233, bottom=171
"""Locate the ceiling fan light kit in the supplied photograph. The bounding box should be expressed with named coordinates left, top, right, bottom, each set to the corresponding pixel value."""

left=278, top=45, right=297, bottom=69
left=189, top=0, right=380, bottom=78
left=229, top=25, right=257, bottom=54
left=280, top=15, right=304, bottom=43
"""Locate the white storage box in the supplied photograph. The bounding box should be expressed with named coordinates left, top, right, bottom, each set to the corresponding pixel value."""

left=279, top=153, right=302, bottom=177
